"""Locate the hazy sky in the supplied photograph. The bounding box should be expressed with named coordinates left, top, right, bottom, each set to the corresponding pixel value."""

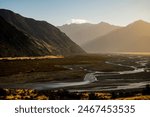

left=0, top=0, right=150, bottom=26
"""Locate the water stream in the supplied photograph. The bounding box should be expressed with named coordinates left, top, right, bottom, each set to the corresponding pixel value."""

left=1, top=55, right=150, bottom=91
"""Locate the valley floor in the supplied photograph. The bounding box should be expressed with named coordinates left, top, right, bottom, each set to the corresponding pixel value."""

left=0, top=54, right=150, bottom=100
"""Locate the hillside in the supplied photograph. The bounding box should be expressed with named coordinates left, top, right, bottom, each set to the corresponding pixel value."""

left=0, top=16, right=51, bottom=57
left=0, top=9, right=85, bottom=57
left=83, top=20, right=150, bottom=53
left=58, top=22, right=120, bottom=45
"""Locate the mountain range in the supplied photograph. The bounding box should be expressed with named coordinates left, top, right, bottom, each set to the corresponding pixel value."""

left=1, top=9, right=150, bottom=56
left=59, top=20, right=150, bottom=53
left=0, top=9, right=85, bottom=57
left=58, top=22, right=120, bottom=45
left=83, top=20, right=150, bottom=53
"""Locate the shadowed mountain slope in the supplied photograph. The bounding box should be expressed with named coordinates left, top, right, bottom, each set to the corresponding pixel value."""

left=0, top=16, right=52, bottom=57
left=0, top=9, right=85, bottom=57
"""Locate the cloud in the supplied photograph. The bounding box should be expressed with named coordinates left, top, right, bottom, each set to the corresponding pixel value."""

left=68, top=19, right=90, bottom=24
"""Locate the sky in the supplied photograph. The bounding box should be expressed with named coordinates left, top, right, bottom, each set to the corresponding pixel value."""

left=0, top=0, right=150, bottom=26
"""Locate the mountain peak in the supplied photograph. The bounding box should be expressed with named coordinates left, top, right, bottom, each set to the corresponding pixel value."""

left=83, top=19, right=150, bottom=53
left=68, top=22, right=91, bottom=25
left=99, top=21, right=109, bottom=25
left=134, top=19, right=147, bottom=23
left=0, top=9, right=13, bottom=12
left=0, top=9, right=18, bottom=16
left=58, top=21, right=120, bottom=45
left=127, top=20, right=150, bottom=27
left=98, top=22, right=121, bottom=28
left=97, top=22, right=112, bottom=26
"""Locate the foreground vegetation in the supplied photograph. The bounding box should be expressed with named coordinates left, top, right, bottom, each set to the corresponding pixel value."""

left=0, top=84, right=150, bottom=100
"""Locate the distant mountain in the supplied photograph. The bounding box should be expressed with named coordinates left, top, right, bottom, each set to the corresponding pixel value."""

left=58, top=22, right=120, bottom=45
left=0, top=9, right=85, bottom=57
left=83, top=20, right=150, bottom=53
